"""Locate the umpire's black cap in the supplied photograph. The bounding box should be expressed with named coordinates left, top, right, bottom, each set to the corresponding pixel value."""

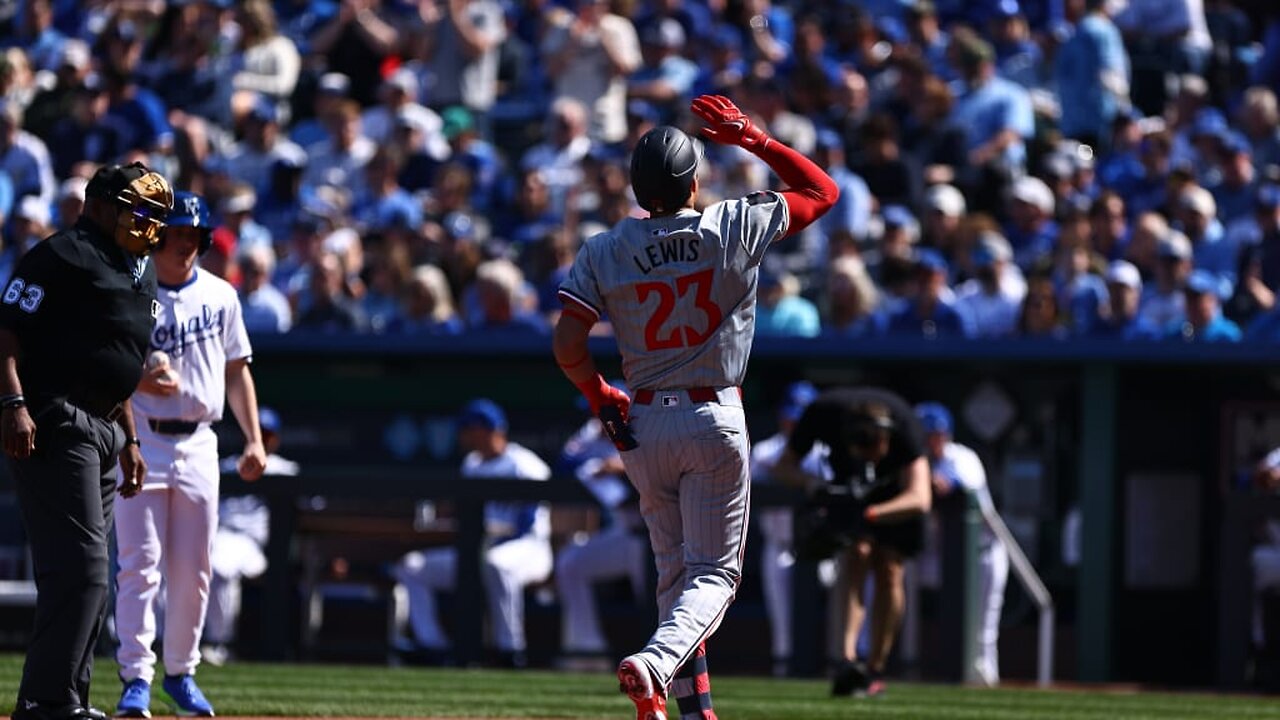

left=86, top=162, right=150, bottom=202
left=631, top=125, right=700, bottom=214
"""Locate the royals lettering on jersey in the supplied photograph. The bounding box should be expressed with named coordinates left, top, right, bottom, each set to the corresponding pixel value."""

left=559, top=192, right=789, bottom=390
left=132, top=270, right=251, bottom=424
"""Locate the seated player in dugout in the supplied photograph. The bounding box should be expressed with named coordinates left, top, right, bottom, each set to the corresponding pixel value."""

left=771, top=386, right=931, bottom=698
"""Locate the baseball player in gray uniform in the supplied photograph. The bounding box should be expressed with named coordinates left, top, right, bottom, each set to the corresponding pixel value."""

left=553, top=94, right=838, bottom=720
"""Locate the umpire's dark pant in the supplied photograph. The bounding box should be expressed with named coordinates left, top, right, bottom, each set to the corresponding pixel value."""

left=11, top=402, right=124, bottom=711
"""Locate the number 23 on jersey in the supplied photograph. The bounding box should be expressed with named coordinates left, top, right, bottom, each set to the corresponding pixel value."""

left=635, top=268, right=722, bottom=351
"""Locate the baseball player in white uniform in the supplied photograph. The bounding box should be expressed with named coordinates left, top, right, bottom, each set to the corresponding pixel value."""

left=750, top=380, right=832, bottom=676
left=916, top=402, right=1008, bottom=686
left=553, top=94, right=837, bottom=720
left=392, top=398, right=552, bottom=668
left=203, top=407, right=299, bottom=666
left=555, top=387, right=649, bottom=669
left=114, top=192, right=266, bottom=718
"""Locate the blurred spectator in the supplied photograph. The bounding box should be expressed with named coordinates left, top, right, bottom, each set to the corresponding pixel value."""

left=955, top=231, right=1024, bottom=338
left=541, top=0, right=641, bottom=144
left=498, top=166, right=564, bottom=249
left=310, top=0, right=399, bottom=108
left=360, top=239, right=413, bottom=332
left=1017, top=274, right=1068, bottom=339
left=884, top=249, right=974, bottom=338
left=1048, top=234, right=1108, bottom=335
left=745, top=76, right=815, bottom=157
left=825, top=67, right=872, bottom=152
left=781, top=14, right=841, bottom=118
left=1238, top=87, right=1280, bottom=173
left=238, top=245, right=293, bottom=334
left=21, top=38, right=89, bottom=144
left=395, top=263, right=463, bottom=334
left=220, top=183, right=272, bottom=254
left=1089, top=260, right=1160, bottom=339
left=295, top=250, right=366, bottom=333
left=10, top=193, right=50, bottom=256
left=1053, top=0, right=1129, bottom=149
left=4, top=0, right=66, bottom=73
left=362, top=68, right=444, bottom=153
left=628, top=17, right=698, bottom=122
left=230, top=0, right=301, bottom=113
left=1203, top=0, right=1252, bottom=109
left=1114, top=0, right=1211, bottom=114
left=257, top=154, right=311, bottom=243
left=736, top=0, right=793, bottom=69
left=422, top=0, right=508, bottom=114
left=989, top=0, right=1042, bottom=90
left=850, top=114, right=918, bottom=210
left=906, top=1, right=952, bottom=80
left=220, top=95, right=307, bottom=197
left=693, top=24, right=748, bottom=99
left=52, top=174, right=84, bottom=228
left=47, top=75, right=127, bottom=179
left=949, top=33, right=1034, bottom=213
left=304, top=98, right=374, bottom=197
left=101, top=40, right=176, bottom=156
left=0, top=99, right=53, bottom=205
left=520, top=97, right=591, bottom=216
left=1166, top=268, right=1241, bottom=342
left=901, top=74, right=969, bottom=189
left=823, top=255, right=883, bottom=337
left=1176, top=185, right=1235, bottom=293
left=1090, top=190, right=1129, bottom=262
left=523, top=227, right=577, bottom=316
left=921, top=183, right=967, bottom=252
left=353, top=146, right=422, bottom=235
left=143, top=1, right=224, bottom=121
left=1138, top=229, right=1193, bottom=329
left=291, top=72, right=351, bottom=151
left=436, top=106, right=502, bottom=212
left=1213, top=132, right=1258, bottom=226
left=812, top=128, right=872, bottom=256
left=470, top=258, right=547, bottom=335
left=756, top=268, right=820, bottom=338
left=1005, top=176, right=1058, bottom=269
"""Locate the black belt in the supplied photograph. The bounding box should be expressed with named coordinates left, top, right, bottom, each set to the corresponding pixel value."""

left=148, top=418, right=201, bottom=435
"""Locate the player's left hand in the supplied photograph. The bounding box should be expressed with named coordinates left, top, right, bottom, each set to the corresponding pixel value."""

left=118, top=444, right=145, bottom=498
left=238, top=441, right=267, bottom=482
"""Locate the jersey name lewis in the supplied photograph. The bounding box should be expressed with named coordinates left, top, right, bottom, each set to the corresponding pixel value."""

left=632, top=230, right=700, bottom=275
left=151, top=304, right=225, bottom=357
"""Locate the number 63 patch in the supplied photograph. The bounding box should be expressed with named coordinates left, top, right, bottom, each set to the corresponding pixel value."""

left=3, top=278, right=44, bottom=314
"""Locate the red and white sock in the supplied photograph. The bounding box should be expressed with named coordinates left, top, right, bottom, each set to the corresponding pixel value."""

left=670, top=642, right=717, bottom=720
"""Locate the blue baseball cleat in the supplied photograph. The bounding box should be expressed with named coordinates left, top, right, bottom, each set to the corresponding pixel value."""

left=161, top=675, right=215, bottom=717
left=114, top=678, right=151, bottom=718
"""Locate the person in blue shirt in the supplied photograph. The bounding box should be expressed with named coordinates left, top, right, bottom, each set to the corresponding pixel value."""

left=949, top=33, right=1035, bottom=213
left=628, top=19, right=699, bottom=125
left=692, top=24, right=748, bottom=99
left=1053, top=0, right=1129, bottom=149
left=884, top=249, right=976, bottom=338
left=1212, top=132, right=1259, bottom=227
left=1164, top=269, right=1241, bottom=342
left=990, top=0, right=1044, bottom=89
left=1176, top=185, right=1237, bottom=296
left=1087, top=260, right=1162, bottom=339
left=813, top=128, right=872, bottom=258
left=906, top=1, right=955, bottom=82
left=1005, top=176, right=1060, bottom=270
left=756, top=268, right=821, bottom=338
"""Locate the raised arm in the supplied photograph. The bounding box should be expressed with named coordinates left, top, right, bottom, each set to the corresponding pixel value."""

left=691, top=94, right=838, bottom=237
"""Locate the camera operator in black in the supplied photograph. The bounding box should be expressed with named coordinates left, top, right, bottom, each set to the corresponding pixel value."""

left=0, top=162, right=173, bottom=720
left=773, top=386, right=931, bottom=698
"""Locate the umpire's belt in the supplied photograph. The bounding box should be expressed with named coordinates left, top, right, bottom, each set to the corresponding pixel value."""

left=148, top=418, right=201, bottom=435
left=633, top=386, right=741, bottom=406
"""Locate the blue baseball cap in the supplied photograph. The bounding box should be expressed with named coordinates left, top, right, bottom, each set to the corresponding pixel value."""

left=780, top=381, right=818, bottom=422
left=710, top=24, right=742, bottom=52
left=166, top=191, right=210, bottom=228
left=1220, top=131, right=1252, bottom=156
left=883, top=205, right=916, bottom=229
left=458, top=399, right=507, bottom=432
left=915, top=402, right=953, bottom=434
left=259, top=407, right=281, bottom=435
left=993, top=0, right=1021, bottom=18
left=916, top=247, right=949, bottom=273
left=815, top=128, right=844, bottom=151
left=1184, top=269, right=1223, bottom=297
left=1192, top=108, right=1228, bottom=139
left=247, top=95, right=280, bottom=124
left=1256, top=184, right=1280, bottom=211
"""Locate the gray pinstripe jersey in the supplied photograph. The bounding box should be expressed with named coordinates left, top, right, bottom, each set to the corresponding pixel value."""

left=558, top=192, right=789, bottom=389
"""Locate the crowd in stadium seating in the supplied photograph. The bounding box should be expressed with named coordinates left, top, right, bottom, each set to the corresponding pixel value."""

left=3, top=0, right=1280, bottom=342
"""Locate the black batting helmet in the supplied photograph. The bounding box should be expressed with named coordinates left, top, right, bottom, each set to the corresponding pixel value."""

left=630, top=125, right=700, bottom=214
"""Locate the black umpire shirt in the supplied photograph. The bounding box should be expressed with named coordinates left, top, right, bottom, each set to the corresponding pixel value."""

left=787, top=387, right=925, bottom=504
left=0, top=218, right=157, bottom=415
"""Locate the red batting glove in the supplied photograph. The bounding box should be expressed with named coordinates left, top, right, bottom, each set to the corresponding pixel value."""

left=691, top=94, right=771, bottom=152
left=575, top=374, right=631, bottom=420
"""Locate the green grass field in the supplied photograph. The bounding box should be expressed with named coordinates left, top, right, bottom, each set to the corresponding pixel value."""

left=1, top=655, right=1277, bottom=719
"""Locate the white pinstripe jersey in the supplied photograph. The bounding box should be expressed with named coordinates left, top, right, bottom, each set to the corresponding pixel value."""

left=559, top=192, right=789, bottom=389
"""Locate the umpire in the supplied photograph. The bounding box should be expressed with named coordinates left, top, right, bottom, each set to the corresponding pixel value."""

left=0, top=162, right=173, bottom=720
left=772, top=386, right=931, bottom=698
